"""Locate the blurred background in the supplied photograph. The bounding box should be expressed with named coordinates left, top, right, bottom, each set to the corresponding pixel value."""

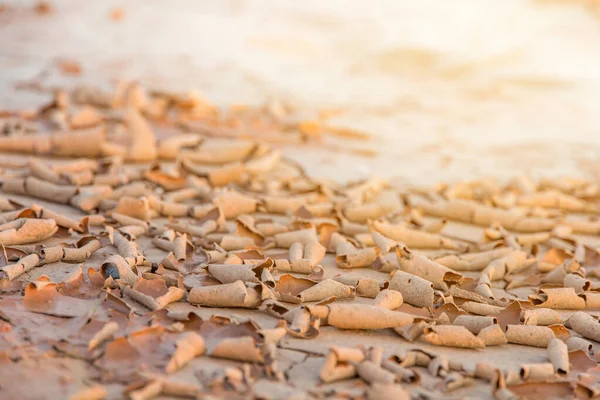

left=2, top=0, right=600, bottom=184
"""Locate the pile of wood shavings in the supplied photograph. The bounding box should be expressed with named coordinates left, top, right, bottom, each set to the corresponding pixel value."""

left=0, top=83, right=599, bottom=400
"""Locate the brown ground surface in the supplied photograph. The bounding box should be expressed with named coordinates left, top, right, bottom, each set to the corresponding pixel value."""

left=3, top=0, right=600, bottom=183
left=1, top=1, right=600, bottom=400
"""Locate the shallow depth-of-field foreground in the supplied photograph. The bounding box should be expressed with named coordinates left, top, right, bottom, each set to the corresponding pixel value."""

left=0, top=81, right=599, bottom=399
left=2, top=1, right=600, bottom=399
